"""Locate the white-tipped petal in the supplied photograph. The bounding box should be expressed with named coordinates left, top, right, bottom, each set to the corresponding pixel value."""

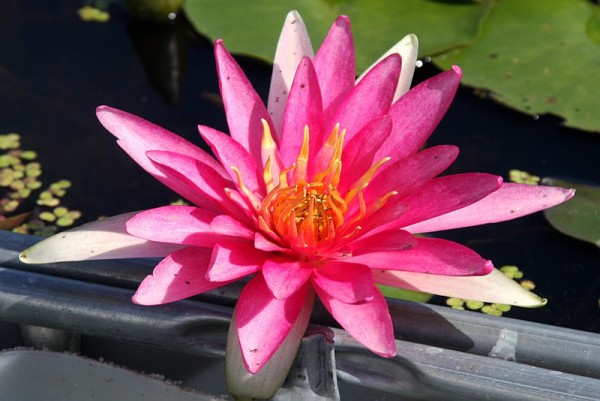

left=373, top=268, right=547, bottom=307
left=357, top=33, right=419, bottom=102
left=267, top=10, right=314, bottom=135
left=19, top=213, right=182, bottom=264
left=226, top=292, right=314, bottom=399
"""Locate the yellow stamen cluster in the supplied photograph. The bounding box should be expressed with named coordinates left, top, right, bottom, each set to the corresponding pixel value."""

left=252, top=120, right=392, bottom=257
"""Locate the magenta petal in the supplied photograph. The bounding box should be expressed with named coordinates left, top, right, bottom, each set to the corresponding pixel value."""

left=347, top=236, right=493, bottom=276
left=328, top=54, right=401, bottom=143
left=262, top=258, right=312, bottom=300
left=279, top=57, right=324, bottom=168
left=380, top=173, right=503, bottom=231
left=206, top=241, right=265, bottom=282
left=338, top=115, right=393, bottom=193
left=404, top=183, right=576, bottom=234
left=314, top=15, right=355, bottom=123
left=96, top=106, right=225, bottom=197
left=312, top=261, right=374, bottom=304
left=268, top=10, right=314, bottom=135
left=236, top=273, right=309, bottom=373
left=199, top=125, right=263, bottom=196
left=349, top=229, right=416, bottom=254
left=215, top=40, right=274, bottom=164
left=126, top=206, right=252, bottom=247
left=132, top=247, right=228, bottom=305
left=146, top=150, right=245, bottom=217
left=377, top=66, right=461, bottom=161
left=361, top=145, right=459, bottom=207
left=316, top=285, right=396, bottom=358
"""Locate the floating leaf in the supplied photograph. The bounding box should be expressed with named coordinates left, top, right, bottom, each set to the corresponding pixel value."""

left=184, top=0, right=599, bottom=133
left=543, top=178, right=600, bottom=247
left=435, top=0, right=600, bottom=132
left=183, top=0, right=490, bottom=72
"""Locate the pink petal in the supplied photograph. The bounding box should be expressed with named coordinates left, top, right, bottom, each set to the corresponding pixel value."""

left=376, top=66, right=462, bottom=162
left=96, top=106, right=225, bottom=190
left=347, top=237, right=493, bottom=276
left=199, top=125, right=263, bottom=196
left=206, top=241, right=265, bottom=282
left=132, top=247, right=228, bottom=305
left=19, top=212, right=183, bottom=263
left=146, top=150, right=245, bottom=217
left=268, top=10, right=314, bottom=135
left=360, top=145, right=459, bottom=208
left=126, top=206, right=253, bottom=247
left=262, top=258, right=312, bottom=300
left=226, top=291, right=314, bottom=397
left=215, top=40, right=274, bottom=164
left=311, top=261, right=374, bottom=304
left=314, top=15, right=356, bottom=125
left=328, top=54, right=401, bottom=143
left=374, top=173, right=503, bottom=232
left=372, top=268, right=546, bottom=307
left=315, top=285, right=396, bottom=358
left=404, top=183, right=576, bottom=234
left=236, top=273, right=310, bottom=374
left=279, top=57, right=324, bottom=169
left=337, top=115, right=392, bottom=193
left=349, top=229, right=416, bottom=253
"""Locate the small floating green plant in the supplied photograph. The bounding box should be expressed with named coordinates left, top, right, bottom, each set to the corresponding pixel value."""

left=0, top=133, right=81, bottom=236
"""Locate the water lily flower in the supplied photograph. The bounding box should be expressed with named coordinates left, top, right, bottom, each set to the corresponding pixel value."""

left=20, top=10, right=574, bottom=399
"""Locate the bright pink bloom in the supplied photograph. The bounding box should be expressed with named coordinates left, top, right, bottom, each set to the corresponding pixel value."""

left=20, top=11, right=574, bottom=383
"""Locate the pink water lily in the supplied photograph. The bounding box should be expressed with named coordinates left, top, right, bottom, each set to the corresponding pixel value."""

left=20, top=10, right=573, bottom=398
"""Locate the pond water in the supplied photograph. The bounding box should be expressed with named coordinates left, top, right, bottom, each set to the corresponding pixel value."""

left=1, top=1, right=598, bottom=332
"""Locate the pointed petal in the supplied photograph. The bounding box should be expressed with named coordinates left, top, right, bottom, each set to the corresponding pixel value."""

left=316, top=285, right=396, bottom=357
left=96, top=106, right=224, bottom=189
left=349, top=229, right=416, bottom=253
left=215, top=40, right=273, bottom=163
left=358, top=34, right=419, bottom=102
left=314, top=15, right=355, bottom=124
left=226, top=289, right=315, bottom=397
left=206, top=241, right=265, bottom=282
left=347, top=237, right=493, bottom=276
left=362, top=145, right=459, bottom=207
left=338, top=115, right=392, bottom=193
left=125, top=206, right=253, bottom=248
left=380, top=173, right=503, bottom=231
left=328, top=54, right=401, bottom=143
left=19, top=213, right=183, bottom=264
left=373, top=268, right=547, bottom=307
left=132, top=247, right=228, bottom=305
left=312, top=261, right=374, bottom=304
left=377, top=66, right=461, bottom=161
left=268, top=10, right=314, bottom=135
left=404, top=183, right=576, bottom=234
left=146, top=150, right=245, bottom=217
left=199, top=125, right=263, bottom=196
left=236, top=274, right=310, bottom=373
left=262, top=258, right=312, bottom=300
left=279, top=57, right=324, bottom=168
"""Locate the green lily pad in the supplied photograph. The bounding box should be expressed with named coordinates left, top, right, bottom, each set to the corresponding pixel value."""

left=184, top=0, right=599, bottom=133
left=183, top=0, right=490, bottom=72
left=542, top=178, right=600, bottom=248
left=435, top=0, right=600, bottom=132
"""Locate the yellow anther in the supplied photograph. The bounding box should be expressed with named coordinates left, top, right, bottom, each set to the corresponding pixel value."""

left=292, top=126, right=310, bottom=184
left=231, top=166, right=261, bottom=211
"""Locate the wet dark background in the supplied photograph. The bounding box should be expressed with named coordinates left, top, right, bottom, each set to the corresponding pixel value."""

left=0, top=1, right=598, bottom=332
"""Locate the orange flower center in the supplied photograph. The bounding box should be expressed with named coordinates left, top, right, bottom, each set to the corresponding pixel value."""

left=248, top=120, right=394, bottom=257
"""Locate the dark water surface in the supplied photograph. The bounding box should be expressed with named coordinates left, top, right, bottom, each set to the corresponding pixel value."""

left=1, top=1, right=598, bottom=332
